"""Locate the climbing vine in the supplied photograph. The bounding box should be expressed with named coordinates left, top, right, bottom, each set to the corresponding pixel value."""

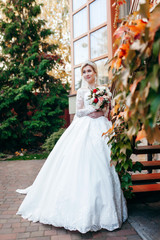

left=106, top=1, right=160, bottom=198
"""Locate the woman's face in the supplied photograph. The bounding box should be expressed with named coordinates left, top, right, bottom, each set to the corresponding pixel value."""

left=82, top=65, right=96, bottom=85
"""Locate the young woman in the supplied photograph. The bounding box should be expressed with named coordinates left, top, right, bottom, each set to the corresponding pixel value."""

left=16, top=61, right=128, bottom=233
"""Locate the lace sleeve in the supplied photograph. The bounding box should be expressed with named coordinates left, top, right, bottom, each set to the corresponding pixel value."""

left=76, top=88, right=95, bottom=117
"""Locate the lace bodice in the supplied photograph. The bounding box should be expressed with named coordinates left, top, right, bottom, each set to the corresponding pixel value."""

left=76, top=88, right=96, bottom=117
left=76, top=87, right=111, bottom=119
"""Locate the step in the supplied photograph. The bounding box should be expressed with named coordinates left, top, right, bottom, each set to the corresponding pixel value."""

left=132, top=183, right=160, bottom=193
left=131, top=173, right=160, bottom=182
left=133, top=161, right=160, bottom=170
left=133, top=145, right=160, bottom=154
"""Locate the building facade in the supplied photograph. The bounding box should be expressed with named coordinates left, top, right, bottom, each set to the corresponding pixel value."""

left=69, top=0, right=131, bottom=121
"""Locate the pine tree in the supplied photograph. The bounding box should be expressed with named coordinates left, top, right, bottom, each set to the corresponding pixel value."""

left=0, top=0, right=70, bottom=152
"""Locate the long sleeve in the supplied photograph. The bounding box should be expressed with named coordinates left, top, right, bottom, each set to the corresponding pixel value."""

left=76, top=88, right=96, bottom=117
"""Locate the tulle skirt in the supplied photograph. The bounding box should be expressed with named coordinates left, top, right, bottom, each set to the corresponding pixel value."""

left=16, top=116, right=128, bottom=233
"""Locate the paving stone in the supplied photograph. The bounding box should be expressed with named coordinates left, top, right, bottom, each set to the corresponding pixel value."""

left=70, top=231, right=82, bottom=240
left=39, top=224, right=52, bottom=231
left=27, top=237, right=50, bottom=240
left=57, top=228, right=68, bottom=235
left=81, top=232, right=93, bottom=239
left=16, top=232, right=30, bottom=239
left=11, top=222, right=21, bottom=228
left=92, top=232, right=103, bottom=238
left=58, top=235, right=72, bottom=240
left=7, top=218, right=21, bottom=223
left=115, top=229, right=137, bottom=236
left=0, top=228, right=13, bottom=234
left=127, top=235, right=142, bottom=240
left=105, top=237, right=127, bottom=240
left=30, top=230, right=44, bottom=237
left=0, top=233, right=17, bottom=240
left=101, top=230, right=117, bottom=237
left=0, top=160, right=146, bottom=240
left=44, top=230, right=57, bottom=236
left=13, top=227, right=26, bottom=233
left=51, top=236, right=59, bottom=240
left=20, top=222, right=31, bottom=227
left=2, top=223, right=12, bottom=229
left=26, top=226, right=39, bottom=232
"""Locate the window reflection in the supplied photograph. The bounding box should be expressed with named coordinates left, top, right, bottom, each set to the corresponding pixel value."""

left=90, top=0, right=107, bottom=29
left=74, top=67, right=82, bottom=90
left=95, top=58, right=109, bottom=85
left=73, top=0, right=86, bottom=11
left=119, top=1, right=130, bottom=19
left=90, top=26, right=108, bottom=59
left=74, top=36, right=88, bottom=65
left=73, top=8, right=87, bottom=39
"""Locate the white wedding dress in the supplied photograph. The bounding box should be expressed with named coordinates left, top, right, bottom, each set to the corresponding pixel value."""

left=16, top=87, right=128, bottom=233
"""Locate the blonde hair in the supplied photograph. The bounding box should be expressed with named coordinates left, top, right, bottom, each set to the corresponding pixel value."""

left=80, top=60, right=98, bottom=76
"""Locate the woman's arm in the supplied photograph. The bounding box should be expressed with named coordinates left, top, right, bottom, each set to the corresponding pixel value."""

left=76, top=88, right=96, bottom=118
left=88, top=111, right=104, bottom=118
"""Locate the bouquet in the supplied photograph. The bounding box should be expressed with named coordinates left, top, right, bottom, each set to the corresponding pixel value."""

left=88, top=86, right=112, bottom=111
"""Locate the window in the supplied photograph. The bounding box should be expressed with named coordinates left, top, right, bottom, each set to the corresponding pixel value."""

left=72, top=0, right=86, bottom=11
left=70, top=0, right=114, bottom=93
left=74, top=67, right=82, bottom=90
left=95, top=58, right=109, bottom=85
left=119, top=0, right=131, bottom=18
left=90, top=26, right=108, bottom=59
left=73, top=7, right=87, bottom=38
left=90, top=0, right=107, bottom=29
left=74, top=36, right=88, bottom=65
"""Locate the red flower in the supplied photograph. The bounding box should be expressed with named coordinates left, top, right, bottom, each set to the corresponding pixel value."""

left=11, top=108, right=17, bottom=116
left=117, top=0, right=126, bottom=6
left=11, top=108, right=15, bottom=113
left=93, top=89, right=97, bottom=93
left=27, top=111, right=33, bottom=117
left=94, top=98, right=98, bottom=103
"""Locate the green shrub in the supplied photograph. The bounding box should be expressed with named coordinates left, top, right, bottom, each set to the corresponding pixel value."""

left=41, top=128, right=66, bottom=152
left=0, top=153, right=6, bottom=159
left=0, top=0, right=70, bottom=152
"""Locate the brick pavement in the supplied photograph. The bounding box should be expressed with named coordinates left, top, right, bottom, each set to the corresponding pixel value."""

left=0, top=160, right=142, bottom=240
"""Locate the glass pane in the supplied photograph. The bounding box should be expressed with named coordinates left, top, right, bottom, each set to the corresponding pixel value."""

left=73, top=8, right=87, bottom=38
left=74, top=36, right=88, bottom=65
left=73, top=0, right=86, bottom=11
left=95, top=58, right=109, bottom=85
left=74, top=67, right=82, bottom=90
left=119, top=1, right=130, bottom=19
left=90, top=0, right=107, bottom=29
left=90, top=26, right=108, bottom=59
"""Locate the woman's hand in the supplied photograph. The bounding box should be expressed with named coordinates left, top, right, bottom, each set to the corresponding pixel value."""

left=88, top=111, right=104, bottom=119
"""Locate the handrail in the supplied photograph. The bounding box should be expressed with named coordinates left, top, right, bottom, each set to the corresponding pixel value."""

left=129, top=0, right=160, bottom=14
left=129, top=0, right=139, bottom=14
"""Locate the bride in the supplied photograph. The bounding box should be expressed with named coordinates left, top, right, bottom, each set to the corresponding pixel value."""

left=16, top=60, right=128, bottom=233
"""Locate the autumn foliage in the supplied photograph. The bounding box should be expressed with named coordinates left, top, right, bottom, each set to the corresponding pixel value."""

left=110, top=1, right=160, bottom=143
left=106, top=1, right=160, bottom=198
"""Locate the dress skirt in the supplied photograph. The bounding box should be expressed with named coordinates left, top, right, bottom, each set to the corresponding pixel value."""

left=16, top=115, right=128, bottom=233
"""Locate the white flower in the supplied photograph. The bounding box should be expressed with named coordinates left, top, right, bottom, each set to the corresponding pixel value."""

left=94, top=104, right=100, bottom=110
